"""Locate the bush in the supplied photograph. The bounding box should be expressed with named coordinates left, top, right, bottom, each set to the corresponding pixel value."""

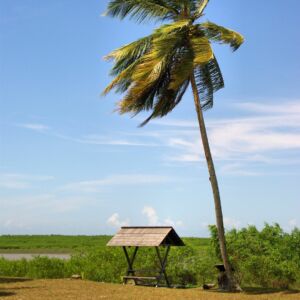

left=0, top=258, right=28, bottom=277
left=27, top=257, right=67, bottom=279
left=209, top=224, right=300, bottom=288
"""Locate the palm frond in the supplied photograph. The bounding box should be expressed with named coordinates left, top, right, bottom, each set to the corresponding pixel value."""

left=104, top=0, right=179, bottom=23
left=154, top=19, right=190, bottom=35
left=139, top=79, right=189, bottom=126
left=102, top=59, right=140, bottom=95
left=190, top=35, right=213, bottom=65
left=194, top=56, right=224, bottom=110
left=105, top=35, right=153, bottom=76
left=103, top=2, right=243, bottom=125
left=104, top=36, right=152, bottom=63
left=138, top=46, right=193, bottom=125
left=116, top=22, right=193, bottom=122
left=193, top=0, right=209, bottom=19
left=200, top=21, right=244, bottom=51
left=104, top=19, right=190, bottom=96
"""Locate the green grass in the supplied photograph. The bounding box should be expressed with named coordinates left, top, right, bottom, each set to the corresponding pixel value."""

left=0, top=235, right=111, bottom=253
left=0, top=235, right=210, bottom=253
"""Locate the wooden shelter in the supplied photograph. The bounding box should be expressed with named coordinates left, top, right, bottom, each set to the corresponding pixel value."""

left=107, top=226, right=184, bottom=287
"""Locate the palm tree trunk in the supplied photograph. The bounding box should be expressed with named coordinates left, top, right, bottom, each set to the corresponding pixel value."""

left=190, top=73, right=237, bottom=291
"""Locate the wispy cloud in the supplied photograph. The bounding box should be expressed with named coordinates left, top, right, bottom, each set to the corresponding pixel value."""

left=236, top=101, right=300, bottom=114
left=148, top=101, right=300, bottom=172
left=15, top=120, right=156, bottom=147
left=219, top=163, right=262, bottom=176
left=0, top=173, right=54, bottom=190
left=15, top=101, right=300, bottom=176
left=0, top=194, right=96, bottom=234
left=0, top=193, right=97, bottom=216
left=21, top=129, right=158, bottom=147
left=62, top=174, right=172, bottom=193
left=71, top=134, right=158, bottom=147
left=17, top=123, right=50, bottom=132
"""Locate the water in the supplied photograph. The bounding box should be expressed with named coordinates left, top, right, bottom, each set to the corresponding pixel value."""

left=0, top=253, right=71, bottom=260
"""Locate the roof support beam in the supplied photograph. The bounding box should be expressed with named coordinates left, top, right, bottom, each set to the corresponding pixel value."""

left=155, top=246, right=171, bottom=287
left=123, top=246, right=139, bottom=276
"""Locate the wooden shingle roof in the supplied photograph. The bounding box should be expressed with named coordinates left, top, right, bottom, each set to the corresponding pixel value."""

left=107, top=226, right=184, bottom=247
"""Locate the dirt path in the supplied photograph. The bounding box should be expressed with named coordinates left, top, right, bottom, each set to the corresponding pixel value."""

left=0, top=278, right=299, bottom=300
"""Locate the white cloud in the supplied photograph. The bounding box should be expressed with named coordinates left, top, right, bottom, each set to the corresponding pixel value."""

left=107, top=213, right=130, bottom=227
left=62, top=174, right=172, bottom=193
left=50, top=132, right=158, bottom=147
left=106, top=207, right=184, bottom=229
left=0, top=192, right=106, bottom=233
left=80, top=134, right=158, bottom=147
left=219, top=163, right=262, bottom=176
left=144, top=101, right=300, bottom=174
left=17, top=101, right=300, bottom=172
left=15, top=122, right=157, bottom=147
left=0, top=173, right=54, bottom=190
left=13, top=101, right=300, bottom=179
left=149, top=119, right=197, bottom=128
left=0, top=193, right=98, bottom=217
left=164, top=217, right=184, bottom=227
left=237, top=101, right=300, bottom=114
left=18, top=123, right=50, bottom=132
left=142, top=206, right=183, bottom=228
left=142, top=206, right=159, bottom=225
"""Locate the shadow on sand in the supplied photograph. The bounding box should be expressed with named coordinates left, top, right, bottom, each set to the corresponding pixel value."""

left=243, top=287, right=300, bottom=295
left=0, top=277, right=37, bottom=297
left=0, top=277, right=32, bottom=284
left=0, top=290, right=15, bottom=297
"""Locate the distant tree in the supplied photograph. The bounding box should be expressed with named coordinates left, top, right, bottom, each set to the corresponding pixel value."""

left=103, top=0, right=244, bottom=291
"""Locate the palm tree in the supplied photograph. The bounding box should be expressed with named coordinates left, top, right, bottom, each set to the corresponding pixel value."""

left=103, top=0, right=244, bottom=291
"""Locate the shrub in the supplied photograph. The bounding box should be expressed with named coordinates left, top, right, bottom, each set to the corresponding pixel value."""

left=28, top=257, right=67, bottom=279
left=209, top=224, right=300, bottom=288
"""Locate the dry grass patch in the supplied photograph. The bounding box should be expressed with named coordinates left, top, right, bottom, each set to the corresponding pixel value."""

left=0, top=278, right=299, bottom=300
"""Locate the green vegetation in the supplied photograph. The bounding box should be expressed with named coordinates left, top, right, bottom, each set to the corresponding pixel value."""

left=0, top=244, right=216, bottom=286
left=211, top=224, right=300, bottom=289
left=0, top=235, right=209, bottom=253
left=0, top=235, right=111, bottom=253
left=0, top=225, right=299, bottom=289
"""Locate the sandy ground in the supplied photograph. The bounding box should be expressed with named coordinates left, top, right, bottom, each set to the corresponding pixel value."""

left=0, top=278, right=299, bottom=300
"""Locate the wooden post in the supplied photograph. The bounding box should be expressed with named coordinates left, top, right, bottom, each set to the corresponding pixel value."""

left=155, top=246, right=171, bottom=287
left=122, top=246, right=138, bottom=283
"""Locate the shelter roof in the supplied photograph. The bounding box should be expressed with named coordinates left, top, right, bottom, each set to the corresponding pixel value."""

left=107, top=226, right=184, bottom=247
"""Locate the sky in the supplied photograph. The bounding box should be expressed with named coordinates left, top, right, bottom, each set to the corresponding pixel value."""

left=0, top=0, right=300, bottom=237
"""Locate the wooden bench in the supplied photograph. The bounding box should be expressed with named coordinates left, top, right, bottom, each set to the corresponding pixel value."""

left=123, top=275, right=160, bottom=286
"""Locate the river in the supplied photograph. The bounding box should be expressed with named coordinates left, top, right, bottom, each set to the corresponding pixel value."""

left=0, top=253, right=71, bottom=260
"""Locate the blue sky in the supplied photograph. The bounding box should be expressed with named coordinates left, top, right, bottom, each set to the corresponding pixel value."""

left=0, top=0, right=299, bottom=236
